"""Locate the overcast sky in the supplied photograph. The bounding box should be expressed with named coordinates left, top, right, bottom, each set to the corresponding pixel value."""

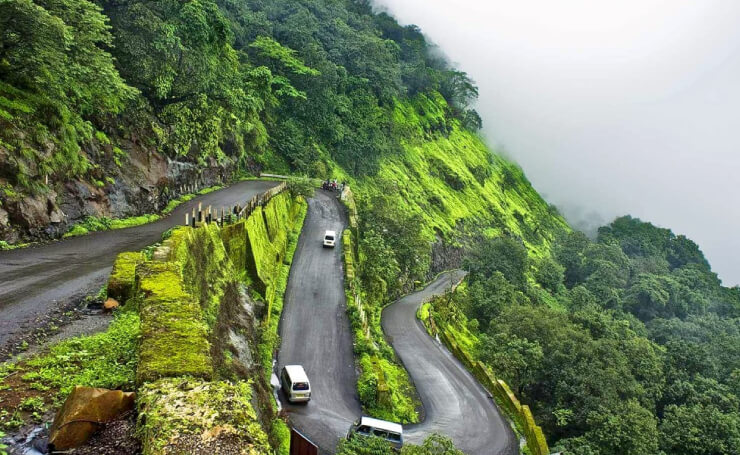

left=374, top=0, right=740, bottom=286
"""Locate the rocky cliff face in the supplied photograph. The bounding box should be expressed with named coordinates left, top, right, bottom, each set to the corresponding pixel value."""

left=0, top=143, right=240, bottom=244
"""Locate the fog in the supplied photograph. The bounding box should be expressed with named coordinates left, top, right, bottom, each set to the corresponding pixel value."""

left=374, top=0, right=740, bottom=286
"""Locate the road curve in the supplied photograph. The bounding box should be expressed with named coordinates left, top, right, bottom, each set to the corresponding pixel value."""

left=382, top=271, right=518, bottom=455
left=0, top=180, right=279, bottom=352
left=277, top=190, right=360, bottom=454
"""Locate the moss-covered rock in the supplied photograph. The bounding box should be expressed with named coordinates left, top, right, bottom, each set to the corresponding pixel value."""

left=107, top=251, right=145, bottom=303
left=263, top=192, right=291, bottom=245
left=137, top=378, right=270, bottom=455
left=244, top=207, right=280, bottom=296
left=136, top=262, right=212, bottom=384
left=221, top=221, right=249, bottom=281
left=243, top=193, right=294, bottom=313
left=130, top=190, right=302, bottom=455
left=167, top=224, right=237, bottom=330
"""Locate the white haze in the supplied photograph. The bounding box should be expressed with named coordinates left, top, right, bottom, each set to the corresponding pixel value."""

left=374, top=0, right=740, bottom=286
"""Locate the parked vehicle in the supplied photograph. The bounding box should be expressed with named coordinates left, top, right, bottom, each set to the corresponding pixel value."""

left=322, top=180, right=338, bottom=191
left=280, top=365, right=311, bottom=403
left=347, top=416, right=403, bottom=450
left=323, top=230, right=336, bottom=248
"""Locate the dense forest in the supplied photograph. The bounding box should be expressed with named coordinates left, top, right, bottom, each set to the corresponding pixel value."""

left=431, top=216, right=740, bottom=454
left=0, top=0, right=479, bottom=197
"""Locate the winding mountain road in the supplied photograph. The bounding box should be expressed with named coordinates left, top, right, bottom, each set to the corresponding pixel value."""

left=383, top=271, right=518, bottom=455
left=278, top=192, right=517, bottom=454
left=2, top=181, right=518, bottom=453
left=0, top=180, right=279, bottom=354
left=277, top=190, right=359, bottom=453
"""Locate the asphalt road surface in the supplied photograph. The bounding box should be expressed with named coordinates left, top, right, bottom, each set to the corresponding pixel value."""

left=383, top=271, right=518, bottom=455
left=0, top=180, right=279, bottom=352
left=278, top=191, right=517, bottom=454
left=277, top=190, right=360, bottom=454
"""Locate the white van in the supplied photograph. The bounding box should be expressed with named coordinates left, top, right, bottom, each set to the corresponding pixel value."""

left=280, top=365, right=311, bottom=403
left=323, top=230, right=336, bottom=248
left=347, top=416, right=403, bottom=450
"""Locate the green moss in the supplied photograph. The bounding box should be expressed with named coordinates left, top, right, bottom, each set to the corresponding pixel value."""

left=136, top=262, right=212, bottom=384
left=107, top=251, right=145, bottom=303
left=221, top=221, right=249, bottom=281
left=167, top=224, right=236, bottom=331
left=137, top=378, right=270, bottom=455
left=63, top=214, right=160, bottom=238
left=243, top=192, right=295, bottom=311
left=162, top=194, right=194, bottom=215
left=63, top=224, right=89, bottom=238
left=196, top=185, right=223, bottom=195
left=244, top=206, right=279, bottom=295
left=0, top=240, right=34, bottom=251
left=110, top=214, right=160, bottom=229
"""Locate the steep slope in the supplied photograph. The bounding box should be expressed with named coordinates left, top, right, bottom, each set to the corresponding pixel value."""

left=0, top=0, right=488, bottom=244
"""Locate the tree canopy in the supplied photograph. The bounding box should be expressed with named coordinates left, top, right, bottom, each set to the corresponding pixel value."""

left=0, top=0, right=482, bottom=193
left=445, top=216, right=740, bottom=454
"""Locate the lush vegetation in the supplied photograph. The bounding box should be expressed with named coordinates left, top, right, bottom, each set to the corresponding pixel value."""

left=337, top=434, right=464, bottom=455
left=342, top=92, right=566, bottom=423
left=7, top=1, right=737, bottom=454
left=0, top=0, right=483, bottom=199
left=431, top=216, right=740, bottom=455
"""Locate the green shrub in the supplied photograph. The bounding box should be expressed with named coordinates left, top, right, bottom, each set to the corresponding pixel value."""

left=357, top=363, right=379, bottom=409
left=271, top=418, right=291, bottom=455
left=337, top=435, right=394, bottom=454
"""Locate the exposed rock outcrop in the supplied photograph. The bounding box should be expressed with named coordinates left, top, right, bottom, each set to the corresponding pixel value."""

left=0, top=144, right=237, bottom=245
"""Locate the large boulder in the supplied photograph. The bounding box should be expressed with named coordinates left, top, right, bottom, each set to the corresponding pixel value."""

left=8, top=194, right=50, bottom=229
left=48, top=386, right=135, bottom=451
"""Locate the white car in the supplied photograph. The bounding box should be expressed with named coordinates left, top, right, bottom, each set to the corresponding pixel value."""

left=348, top=416, right=403, bottom=450
left=280, top=365, right=311, bottom=403
left=323, top=230, right=336, bottom=248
